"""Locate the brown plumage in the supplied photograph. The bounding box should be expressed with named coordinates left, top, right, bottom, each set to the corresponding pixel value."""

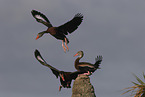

left=31, top=10, right=83, bottom=52
left=34, top=49, right=84, bottom=91
left=74, top=51, right=103, bottom=75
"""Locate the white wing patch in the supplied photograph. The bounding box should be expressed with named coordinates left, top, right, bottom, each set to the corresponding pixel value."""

left=37, top=56, right=45, bottom=63
left=35, top=15, right=46, bottom=22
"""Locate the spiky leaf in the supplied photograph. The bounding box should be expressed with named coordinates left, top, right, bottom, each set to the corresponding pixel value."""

left=133, top=73, right=145, bottom=85
left=122, top=73, right=145, bottom=97
left=132, top=81, right=139, bottom=85
left=143, top=72, right=145, bottom=80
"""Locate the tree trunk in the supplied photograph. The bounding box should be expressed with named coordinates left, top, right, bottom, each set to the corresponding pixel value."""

left=71, top=75, right=96, bottom=97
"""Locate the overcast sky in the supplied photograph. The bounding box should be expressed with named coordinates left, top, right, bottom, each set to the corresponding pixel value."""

left=1, top=0, right=145, bottom=97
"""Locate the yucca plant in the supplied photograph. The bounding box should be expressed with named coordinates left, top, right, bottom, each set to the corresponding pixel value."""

left=122, top=72, right=145, bottom=97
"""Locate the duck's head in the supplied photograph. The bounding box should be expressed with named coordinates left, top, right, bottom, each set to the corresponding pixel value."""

left=74, top=51, right=84, bottom=58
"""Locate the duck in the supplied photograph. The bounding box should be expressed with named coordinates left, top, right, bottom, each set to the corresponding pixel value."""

left=34, top=49, right=84, bottom=91
left=74, top=51, right=102, bottom=75
left=31, top=10, right=83, bottom=52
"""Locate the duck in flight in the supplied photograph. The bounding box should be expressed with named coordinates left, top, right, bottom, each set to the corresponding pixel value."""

left=31, top=10, right=83, bottom=52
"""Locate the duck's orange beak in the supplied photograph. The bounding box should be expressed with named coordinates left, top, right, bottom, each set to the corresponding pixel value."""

left=36, top=35, right=39, bottom=40
left=73, top=53, right=78, bottom=57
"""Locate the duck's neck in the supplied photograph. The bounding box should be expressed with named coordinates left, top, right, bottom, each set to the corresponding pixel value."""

left=75, top=55, right=83, bottom=70
left=39, top=31, right=48, bottom=35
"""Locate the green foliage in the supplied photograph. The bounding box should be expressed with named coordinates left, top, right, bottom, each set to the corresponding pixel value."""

left=122, top=73, right=145, bottom=97
left=132, top=73, right=145, bottom=85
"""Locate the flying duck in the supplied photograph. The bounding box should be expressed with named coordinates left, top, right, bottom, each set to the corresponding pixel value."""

left=31, top=10, right=83, bottom=52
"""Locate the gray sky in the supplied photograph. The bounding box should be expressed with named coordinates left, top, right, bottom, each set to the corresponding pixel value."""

left=1, top=0, right=145, bottom=97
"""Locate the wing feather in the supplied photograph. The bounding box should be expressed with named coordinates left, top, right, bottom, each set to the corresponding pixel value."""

left=34, top=49, right=60, bottom=78
left=31, top=10, right=53, bottom=28
left=57, top=13, right=83, bottom=35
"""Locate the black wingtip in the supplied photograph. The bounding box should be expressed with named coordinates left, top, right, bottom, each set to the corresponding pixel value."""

left=31, top=10, right=39, bottom=16
left=31, top=10, right=34, bottom=13
left=34, top=49, right=39, bottom=54
left=75, top=13, right=83, bottom=18
left=34, top=49, right=40, bottom=58
left=96, top=55, right=103, bottom=61
left=31, top=10, right=37, bottom=13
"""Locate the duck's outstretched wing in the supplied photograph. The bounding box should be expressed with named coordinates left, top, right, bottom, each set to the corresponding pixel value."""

left=57, top=13, right=83, bottom=35
left=31, top=10, right=53, bottom=28
left=34, top=49, right=60, bottom=78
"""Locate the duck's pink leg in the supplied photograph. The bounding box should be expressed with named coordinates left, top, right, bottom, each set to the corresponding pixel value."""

left=64, top=38, right=69, bottom=51
left=78, top=71, right=92, bottom=76
left=62, top=40, right=66, bottom=53
left=59, top=85, right=62, bottom=91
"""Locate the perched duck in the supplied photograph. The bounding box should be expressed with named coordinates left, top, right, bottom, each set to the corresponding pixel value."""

left=74, top=51, right=102, bottom=75
left=34, top=49, right=84, bottom=91
left=31, top=10, right=83, bottom=52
